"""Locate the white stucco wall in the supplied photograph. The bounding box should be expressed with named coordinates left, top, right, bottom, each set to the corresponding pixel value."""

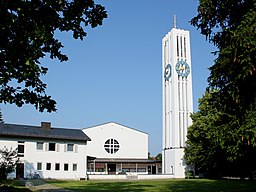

left=162, top=27, right=193, bottom=178
left=83, top=122, right=148, bottom=159
left=0, top=137, right=87, bottom=179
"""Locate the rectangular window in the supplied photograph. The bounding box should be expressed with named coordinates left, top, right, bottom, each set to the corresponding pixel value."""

left=73, top=164, right=77, bottom=171
left=55, top=163, right=60, bottom=171
left=46, top=163, right=51, bottom=170
left=48, top=143, right=56, bottom=151
left=18, top=141, right=24, bottom=157
left=67, top=144, right=74, bottom=152
left=64, top=163, right=68, bottom=171
left=18, top=145, right=24, bottom=154
left=37, top=142, right=44, bottom=150
left=37, top=162, right=42, bottom=171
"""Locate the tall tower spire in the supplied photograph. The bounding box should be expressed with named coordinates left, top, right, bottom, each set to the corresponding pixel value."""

left=162, top=21, right=193, bottom=178
left=173, top=14, right=177, bottom=28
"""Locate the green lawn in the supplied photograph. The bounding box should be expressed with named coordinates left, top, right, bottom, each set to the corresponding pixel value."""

left=0, top=179, right=31, bottom=192
left=46, top=179, right=256, bottom=192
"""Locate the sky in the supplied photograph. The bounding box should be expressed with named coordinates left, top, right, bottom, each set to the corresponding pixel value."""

left=1, top=0, right=216, bottom=156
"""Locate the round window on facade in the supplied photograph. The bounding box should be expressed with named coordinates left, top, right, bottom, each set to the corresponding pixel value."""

left=104, top=139, right=119, bottom=154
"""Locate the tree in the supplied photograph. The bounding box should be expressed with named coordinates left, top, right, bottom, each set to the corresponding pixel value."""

left=0, top=147, right=19, bottom=179
left=155, top=153, right=162, bottom=161
left=191, top=0, right=256, bottom=116
left=0, top=0, right=107, bottom=112
left=185, top=0, right=256, bottom=178
left=148, top=152, right=153, bottom=160
left=185, top=91, right=227, bottom=178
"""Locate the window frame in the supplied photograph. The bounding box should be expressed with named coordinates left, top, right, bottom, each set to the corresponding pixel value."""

left=73, top=164, right=77, bottom=171
left=36, top=142, right=44, bottom=150
left=46, top=163, right=51, bottom=170
left=55, top=163, right=60, bottom=171
left=67, top=144, right=74, bottom=152
left=64, top=163, right=69, bottom=171
left=48, top=143, right=56, bottom=151
left=17, top=141, right=25, bottom=157
left=37, top=162, right=42, bottom=171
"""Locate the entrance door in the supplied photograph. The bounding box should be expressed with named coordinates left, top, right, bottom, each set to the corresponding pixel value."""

left=152, top=165, right=156, bottom=174
left=16, top=163, right=24, bottom=178
left=107, top=164, right=116, bottom=174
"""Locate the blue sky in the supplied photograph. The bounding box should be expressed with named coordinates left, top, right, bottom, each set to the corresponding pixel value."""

left=1, top=0, right=216, bottom=156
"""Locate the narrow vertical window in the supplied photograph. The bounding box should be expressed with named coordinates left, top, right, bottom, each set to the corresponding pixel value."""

left=55, top=163, right=60, bottom=171
left=180, top=36, right=183, bottom=57
left=73, top=164, right=77, bottom=171
left=184, top=37, right=186, bottom=58
left=46, top=163, right=51, bottom=170
left=18, top=141, right=24, bottom=157
left=164, top=41, right=167, bottom=64
left=176, top=36, right=179, bottom=57
left=37, top=163, right=42, bottom=171
left=64, top=163, right=69, bottom=171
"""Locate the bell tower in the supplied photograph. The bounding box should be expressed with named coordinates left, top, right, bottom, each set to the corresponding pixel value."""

left=162, top=16, right=193, bottom=178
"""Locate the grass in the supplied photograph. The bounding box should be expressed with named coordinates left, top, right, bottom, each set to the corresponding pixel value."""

left=46, top=179, right=256, bottom=192
left=0, top=179, right=31, bottom=192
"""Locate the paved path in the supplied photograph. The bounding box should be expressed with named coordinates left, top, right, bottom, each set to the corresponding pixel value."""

left=25, top=180, right=75, bottom=192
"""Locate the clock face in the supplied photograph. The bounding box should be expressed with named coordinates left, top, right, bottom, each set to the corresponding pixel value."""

left=164, top=64, right=172, bottom=81
left=175, top=60, right=190, bottom=77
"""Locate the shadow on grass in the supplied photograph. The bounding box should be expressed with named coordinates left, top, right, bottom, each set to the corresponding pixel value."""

left=165, top=179, right=256, bottom=192
left=0, top=179, right=32, bottom=192
left=47, top=179, right=256, bottom=192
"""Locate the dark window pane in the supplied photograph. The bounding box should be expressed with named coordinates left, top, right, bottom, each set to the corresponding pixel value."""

left=18, top=145, right=24, bottom=153
left=49, top=143, right=56, bottom=151
left=67, top=144, right=74, bottom=152
left=46, top=163, right=51, bottom=170
left=64, top=164, right=68, bottom=171
left=55, top=163, right=60, bottom=171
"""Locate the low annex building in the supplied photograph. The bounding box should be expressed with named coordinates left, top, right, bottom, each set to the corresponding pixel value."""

left=0, top=122, right=90, bottom=179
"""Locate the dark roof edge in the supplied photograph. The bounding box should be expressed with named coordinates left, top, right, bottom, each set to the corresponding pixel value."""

left=0, top=134, right=90, bottom=142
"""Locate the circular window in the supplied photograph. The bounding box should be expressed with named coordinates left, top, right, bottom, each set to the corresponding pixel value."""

left=104, top=139, right=120, bottom=154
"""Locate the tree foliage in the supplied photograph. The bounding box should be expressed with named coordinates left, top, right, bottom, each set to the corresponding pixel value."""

left=155, top=153, right=162, bottom=161
left=191, top=0, right=256, bottom=115
left=186, top=0, right=256, bottom=178
left=0, top=147, right=19, bottom=179
left=0, top=0, right=107, bottom=112
left=186, top=92, right=256, bottom=178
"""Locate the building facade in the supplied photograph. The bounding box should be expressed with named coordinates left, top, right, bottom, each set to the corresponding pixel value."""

left=83, top=122, right=161, bottom=175
left=0, top=122, right=161, bottom=179
left=162, top=25, right=193, bottom=178
left=0, top=122, right=90, bottom=180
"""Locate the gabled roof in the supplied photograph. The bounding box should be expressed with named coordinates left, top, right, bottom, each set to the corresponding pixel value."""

left=0, top=123, right=91, bottom=141
left=83, top=122, right=148, bottom=135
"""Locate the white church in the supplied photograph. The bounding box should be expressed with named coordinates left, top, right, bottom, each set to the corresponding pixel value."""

left=0, top=122, right=161, bottom=180
left=0, top=20, right=193, bottom=180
